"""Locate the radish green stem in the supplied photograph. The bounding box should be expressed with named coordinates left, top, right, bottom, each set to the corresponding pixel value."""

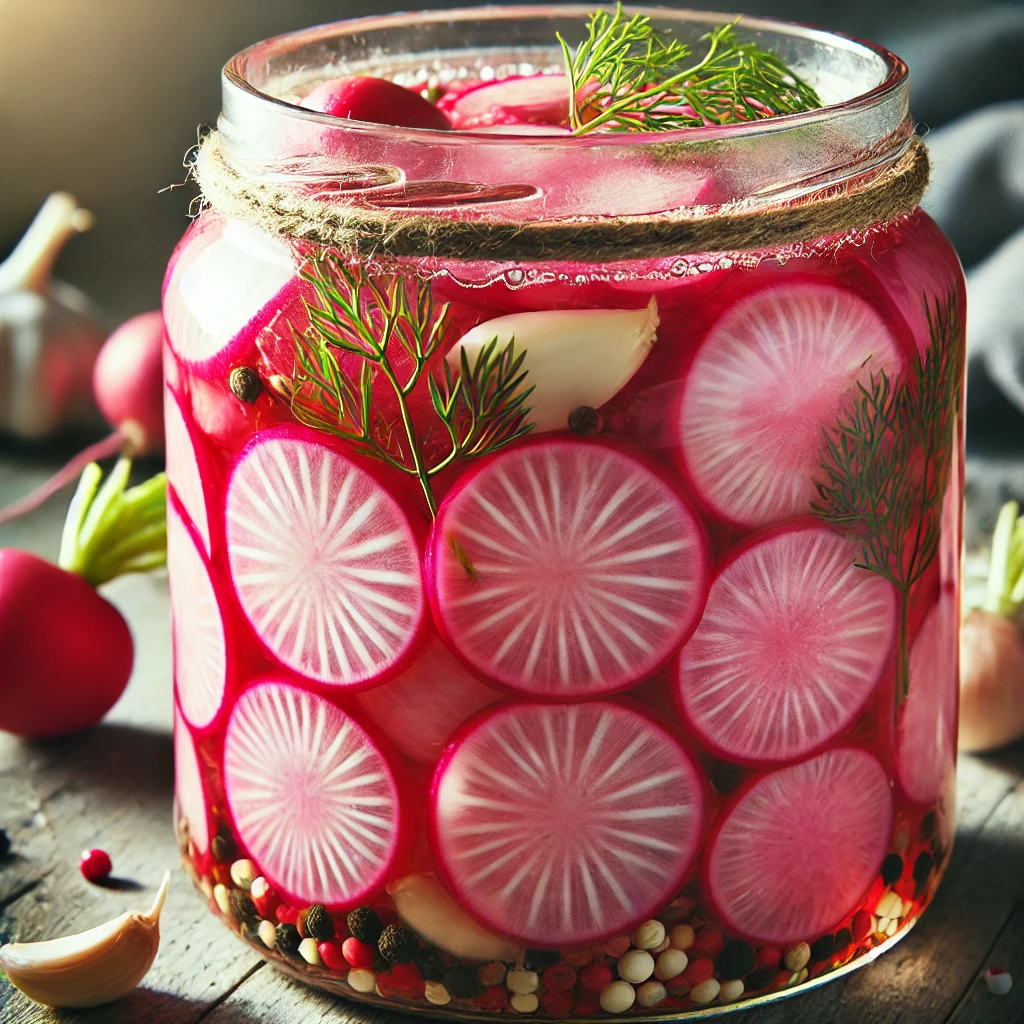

left=981, top=500, right=1024, bottom=618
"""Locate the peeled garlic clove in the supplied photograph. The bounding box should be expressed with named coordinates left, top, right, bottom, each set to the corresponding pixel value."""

left=446, top=298, right=658, bottom=433
left=388, top=872, right=522, bottom=962
left=0, top=871, right=169, bottom=1008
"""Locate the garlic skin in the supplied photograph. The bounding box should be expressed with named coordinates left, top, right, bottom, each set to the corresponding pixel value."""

left=387, top=872, right=523, bottom=962
left=0, top=871, right=169, bottom=1008
left=446, top=298, right=659, bottom=433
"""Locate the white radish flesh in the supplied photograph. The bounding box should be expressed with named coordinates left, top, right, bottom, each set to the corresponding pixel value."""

left=173, top=707, right=209, bottom=854
left=164, top=387, right=210, bottom=554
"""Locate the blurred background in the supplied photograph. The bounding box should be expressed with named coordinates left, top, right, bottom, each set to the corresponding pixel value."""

left=1, top=0, right=1023, bottom=534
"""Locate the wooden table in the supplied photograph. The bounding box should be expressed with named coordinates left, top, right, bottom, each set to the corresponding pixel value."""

left=1, top=452, right=1022, bottom=1024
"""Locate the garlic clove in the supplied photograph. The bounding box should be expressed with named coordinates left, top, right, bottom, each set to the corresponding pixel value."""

left=0, top=871, right=169, bottom=1008
left=387, top=872, right=523, bottom=962
left=446, top=298, right=658, bottom=433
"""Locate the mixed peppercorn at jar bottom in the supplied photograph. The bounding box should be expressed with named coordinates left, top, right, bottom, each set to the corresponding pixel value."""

left=165, top=206, right=965, bottom=1018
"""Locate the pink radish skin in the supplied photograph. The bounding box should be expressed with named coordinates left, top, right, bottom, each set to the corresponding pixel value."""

left=225, top=426, right=428, bottom=690
left=173, top=707, right=210, bottom=854
left=431, top=698, right=707, bottom=948
left=702, top=745, right=893, bottom=945
left=427, top=438, right=710, bottom=699
left=301, top=76, right=452, bottom=131
left=223, top=678, right=412, bottom=910
left=0, top=549, right=132, bottom=737
left=675, top=522, right=897, bottom=766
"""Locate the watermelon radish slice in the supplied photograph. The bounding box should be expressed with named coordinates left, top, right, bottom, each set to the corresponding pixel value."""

left=678, top=281, right=903, bottom=528
left=355, top=634, right=501, bottom=764
left=168, top=498, right=226, bottom=730
left=897, top=592, right=959, bottom=804
left=676, top=526, right=897, bottom=765
left=223, top=680, right=409, bottom=908
left=438, top=74, right=576, bottom=129
left=703, top=747, right=892, bottom=945
left=432, top=700, right=706, bottom=947
left=225, top=428, right=426, bottom=688
left=428, top=439, right=710, bottom=698
left=164, top=386, right=210, bottom=554
left=173, top=707, right=209, bottom=854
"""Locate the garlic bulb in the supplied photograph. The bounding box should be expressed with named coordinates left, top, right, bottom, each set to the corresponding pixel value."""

left=388, top=872, right=523, bottom=962
left=446, top=298, right=659, bottom=433
left=0, top=871, right=169, bottom=1008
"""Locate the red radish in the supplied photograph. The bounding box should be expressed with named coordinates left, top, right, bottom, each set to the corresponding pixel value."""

left=676, top=525, right=897, bottom=765
left=165, top=386, right=210, bottom=554
left=431, top=700, right=706, bottom=948
left=678, top=280, right=902, bottom=528
left=702, top=747, right=892, bottom=944
left=897, top=591, right=958, bottom=803
left=428, top=439, right=710, bottom=698
left=301, top=76, right=452, bottom=131
left=80, top=848, right=113, bottom=882
left=173, top=707, right=210, bottom=854
left=168, top=499, right=226, bottom=730
left=224, top=428, right=426, bottom=687
left=354, top=633, right=501, bottom=763
left=223, top=680, right=410, bottom=909
left=438, top=74, right=575, bottom=129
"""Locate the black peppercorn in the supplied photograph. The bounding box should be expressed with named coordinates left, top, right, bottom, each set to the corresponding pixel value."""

left=444, top=965, right=482, bottom=999
left=809, top=934, right=836, bottom=963
left=211, top=825, right=237, bottom=864
left=712, top=763, right=744, bottom=794
left=745, top=966, right=775, bottom=992
left=913, top=850, right=934, bottom=886
left=229, top=888, right=258, bottom=923
left=834, top=928, right=853, bottom=953
left=523, top=948, right=561, bottom=972
left=414, top=948, right=449, bottom=982
left=229, top=366, right=264, bottom=404
left=379, top=924, right=419, bottom=964
left=716, top=939, right=755, bottom=980
left=880, top=852, right=903, bottom=885
left=568, top=405, right=603, bottom=436
left=276, top=922, right=302, bottom=956
left=919, top=811, right=936, bottom=841
left=302, top=904, right=335, bottom=942
left=347, top=906, right=383, bottom=945
left=0, top=827, right=11, bottom=861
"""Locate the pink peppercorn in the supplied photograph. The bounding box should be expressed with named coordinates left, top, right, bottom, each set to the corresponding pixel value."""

left=342, top=936, right=377, bottom=969
left=754, top=945, right=781, bottom=970
left=684, top=957, right=714, bottom=985
left=478, top=986, right=510, bottom=1012
left=79, top=848, right=112, bottom=883
left=851, top=910, right=873, bottom=943
left=542, top=991, right=574, bottom=1016
left=318, top=940, right=348, bottom=973
left=543, top=963, right=577, bottom=992
left=691, top=924, right=724, bottom=958
left=580, top=962, right=614, bottom=993
left=275, top=904, right=299, bottom=925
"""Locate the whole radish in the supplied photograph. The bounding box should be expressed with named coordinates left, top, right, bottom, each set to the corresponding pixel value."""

left=0, top=458, right=166, bottom=738
left=300, top=75, right=452, bottom=130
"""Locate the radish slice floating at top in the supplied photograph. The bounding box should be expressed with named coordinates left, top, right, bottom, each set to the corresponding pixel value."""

left=225, top=429, right=426, bottom=688
left=224, top=681, right=408, bottom=909
left=164, top=386, right=210, bottom=554
left=897, top=592, right=959, bottom=804
left=173, top=707, right=209, bottom=854
left=439, top=74, right=575, bottom=129
left=703, top=747, right=892, bottom=945
left=429, top=439, right=710, bottom=698
left=678, top=281, right=903, bottom=527
left=677, top=526, right=896, bottom=765
left=432, top=700, right=706, bottom=947
left=168, top=499, right=226, bottom=730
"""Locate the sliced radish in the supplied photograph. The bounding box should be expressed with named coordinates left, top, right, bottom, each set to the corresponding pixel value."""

left=677, top=526, right=896, bottom=765
left=355, top=634, right=501, bottom=764
left=439, top=74, right=574, bottom=129
left=168, top=498, right=226, bottom=730
left=897, top=592, right=959, bottom=803
left=703, top=747, right=892, bottom=944
left=224, top=680, right=408, bottom=908
left=429, top=439, right=710, bottom=698
left=678, top=280, right=903, bottom=527
left=174, top=707, right=209, bottom=854
left=225, top=429, right=426, bottom=687
left=164, top=386, right=210, bottom=554
left=432, top=700, right=705, bottom=947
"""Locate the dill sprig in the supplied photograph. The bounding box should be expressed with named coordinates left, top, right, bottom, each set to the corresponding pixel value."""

left=558, top=4, right=821, bottom=134
left=812, top=291, right=964, bottom=705
left=286, top=252, right=534, bottom=516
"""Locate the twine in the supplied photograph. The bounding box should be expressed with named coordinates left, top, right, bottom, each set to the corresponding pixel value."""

left=194, top=131, right=929, bottom=262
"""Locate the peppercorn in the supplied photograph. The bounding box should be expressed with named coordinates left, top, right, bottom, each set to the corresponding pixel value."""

left=0, top=827, right=11, bottom=860
left=379, top=924, right=418, bottom=964
left=211, top=826, right=237, bottom=865
left=881, top=853, right=903, bottom=885
left=745, top=966, right=775, bottom=992
left=716, top=939, right=755, bottom=980
left=834, top=928, right=853, bottom=953
left=523, top=948, right=561, bottom=972
left=229, top=366, right=264, bottom=404
left=809, top=934, right=836, bottom=963
left=712, top=762, right=745, bottom=794
left=919, top=811, right=936, bottom=841
left=302, top=904, right=335, bottom=942
left=415, top=948, right=449, bottom=982
left=276, top=922, right=302, bottom=956
left=347, top=906, right=383, bottom=945
left=913, top=851, right=934, bottom=886
left=229, top=888, right=258, bottom=923
left=568, top=406, right=603, bottom=436
left=444, top=965, right=482, bottom=999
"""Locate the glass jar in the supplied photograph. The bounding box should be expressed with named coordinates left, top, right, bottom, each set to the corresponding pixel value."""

left=165, top=7, right=965, bottom=1018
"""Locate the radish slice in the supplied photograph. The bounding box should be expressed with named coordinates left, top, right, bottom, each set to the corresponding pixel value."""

left=164, top=386, right=210, bottom=554
left=224, top=680, right=408, bottom=908
left=429, top=440, right=710, bottom=697
left=703, top=747, right=892, bottom=944
left=168, top=499, right=226, bottom=730
left=897, top=592, right=958, bottom=803
left=173, top=707, right=209, bottom=854
left=439, top=74, right=573, bottom=129
left=355, top=634, right=501, bottom=763
left=677, top=526, right=896, bottom=764
left=678, top=281, right=902, bottom=527
left=225, top=430, right=426, bottom=688
left=432, top=700, right=706, bottom=947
